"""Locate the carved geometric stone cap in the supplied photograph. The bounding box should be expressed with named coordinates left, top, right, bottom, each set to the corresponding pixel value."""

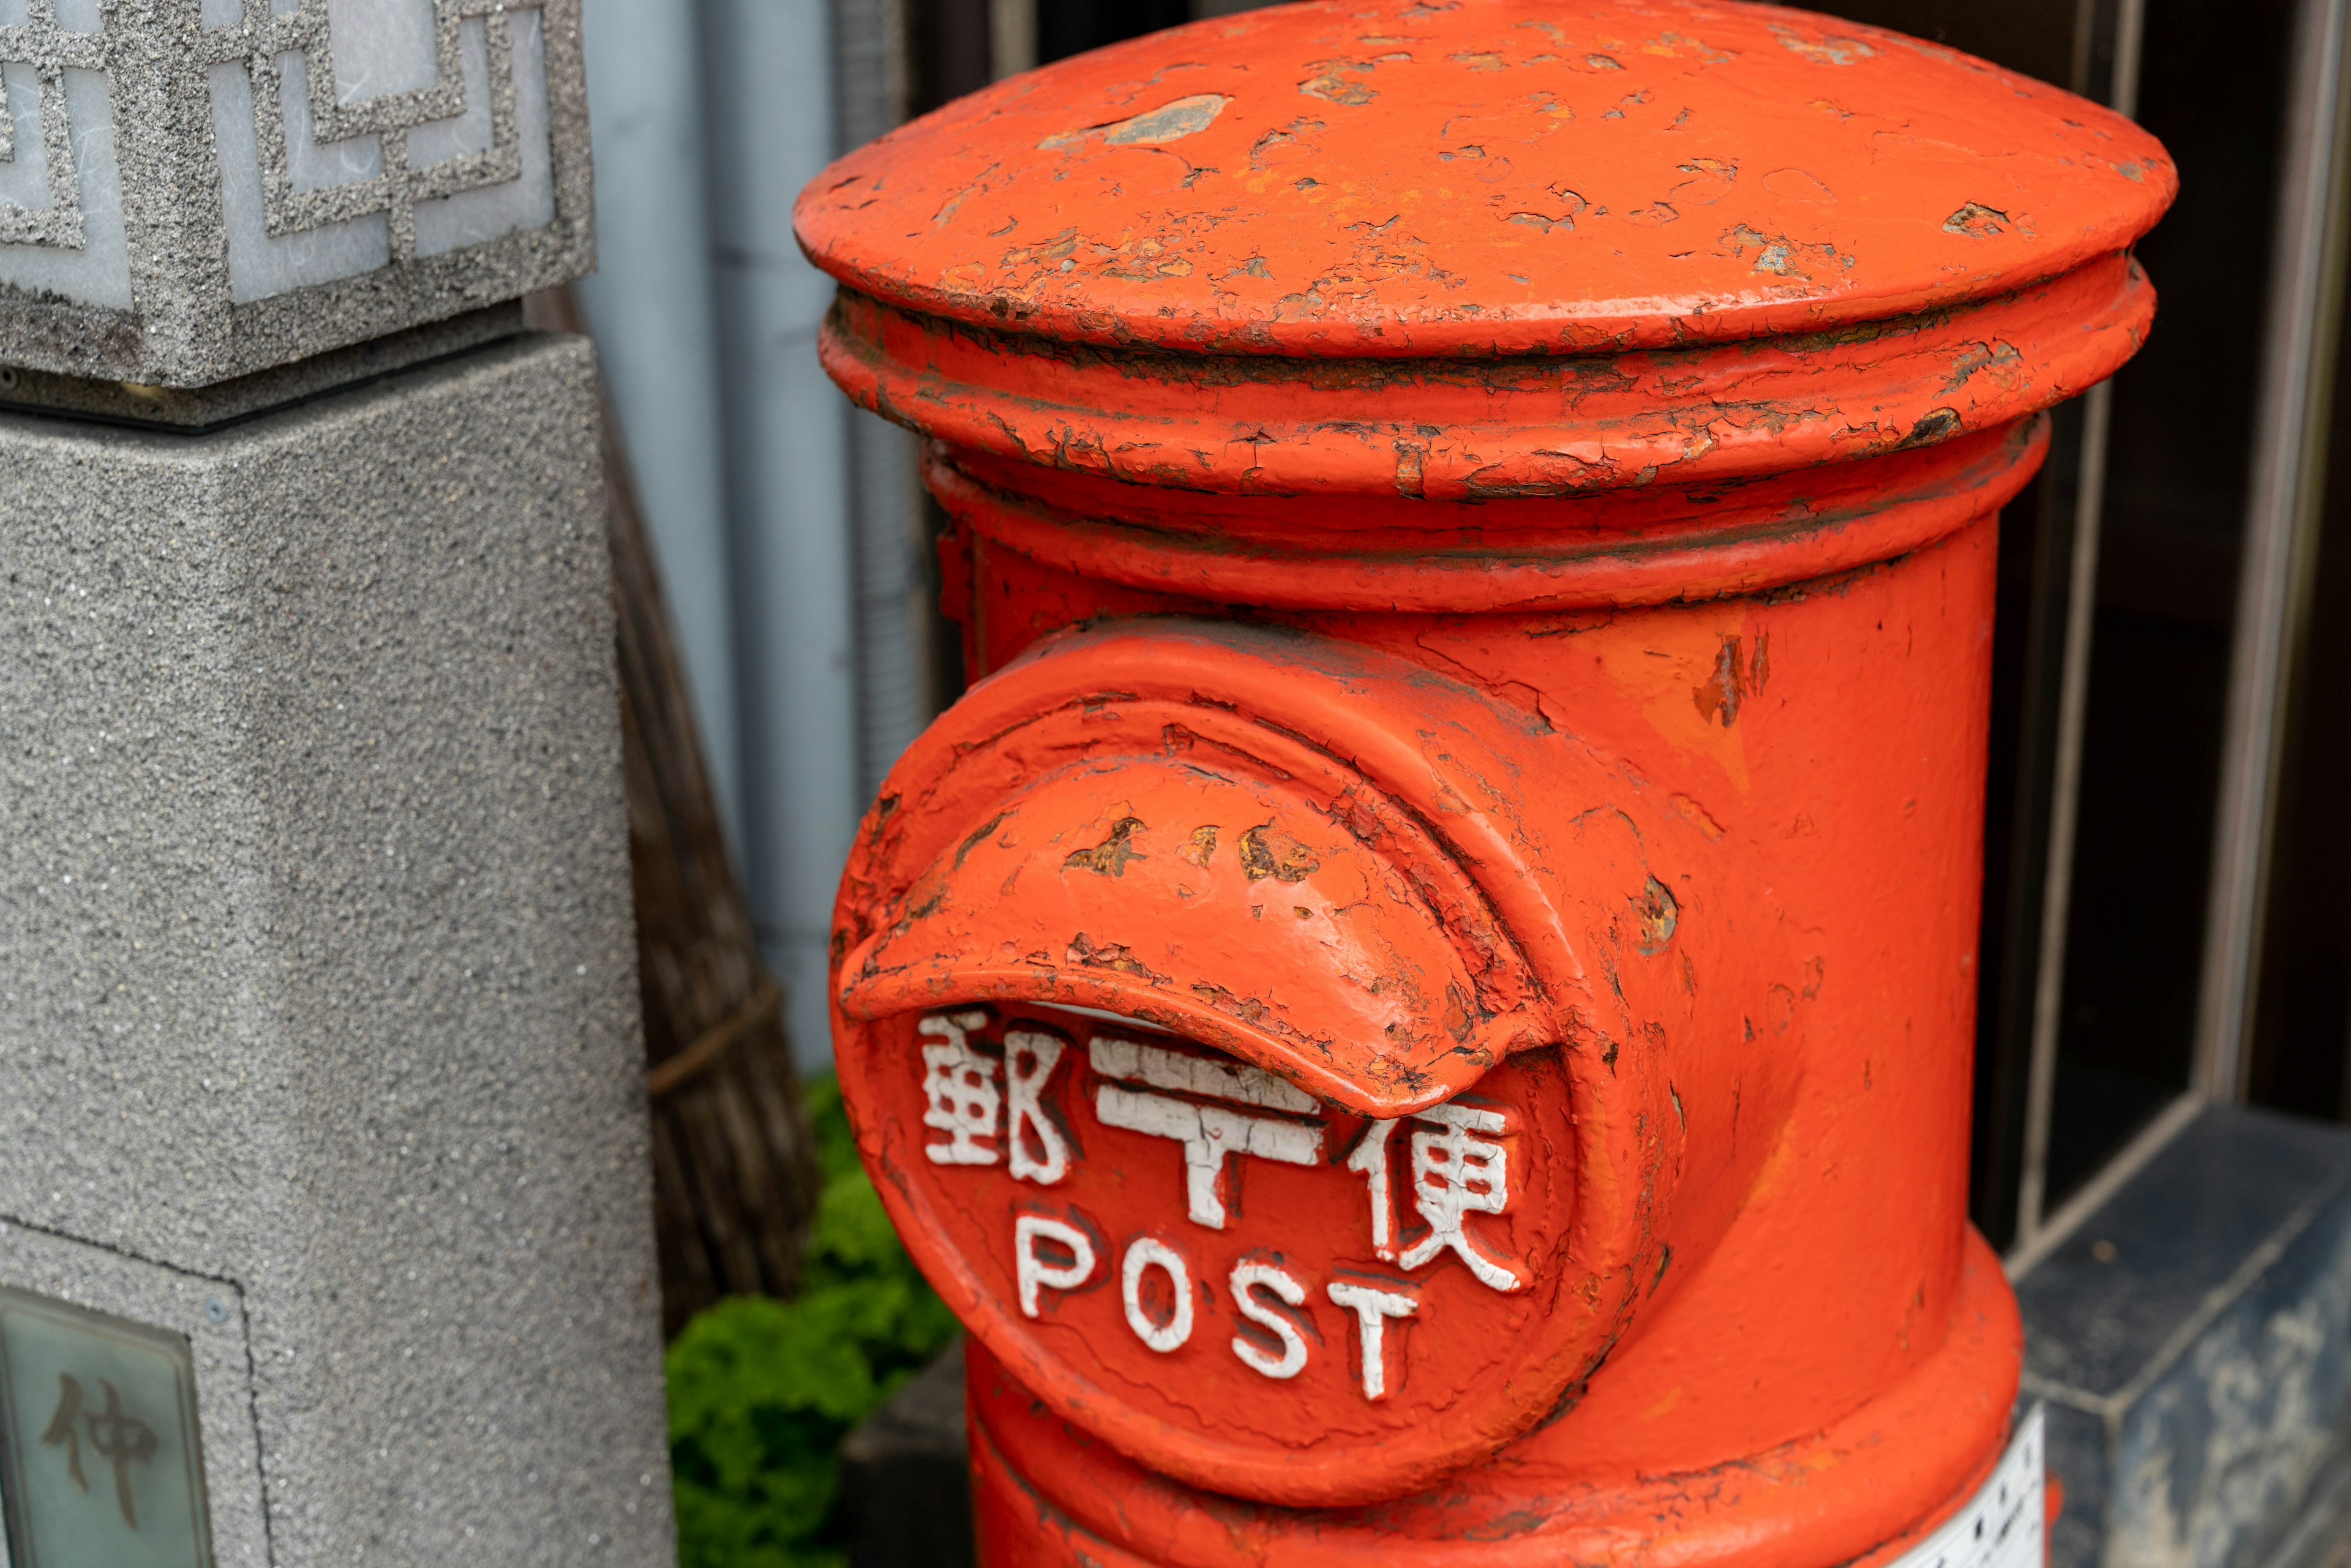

left=0, top=0, right=591, bottom=387
left=796, top=0, right=2175, bottom=358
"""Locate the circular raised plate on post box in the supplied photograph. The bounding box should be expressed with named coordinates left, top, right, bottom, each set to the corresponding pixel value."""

left=831, top=619, right=1785, bottom=1505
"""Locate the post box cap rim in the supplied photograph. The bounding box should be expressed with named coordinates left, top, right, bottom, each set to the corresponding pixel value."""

left=793, top=0, right=2175, bottom=361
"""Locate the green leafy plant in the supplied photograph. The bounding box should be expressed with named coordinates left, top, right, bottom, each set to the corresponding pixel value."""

left=666, top=1075, right=959, bottom=1568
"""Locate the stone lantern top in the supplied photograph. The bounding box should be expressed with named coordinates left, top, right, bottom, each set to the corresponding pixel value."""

left=796, top=0, right=2173, bottom=359
left=0, top=0, right=592, bottom=388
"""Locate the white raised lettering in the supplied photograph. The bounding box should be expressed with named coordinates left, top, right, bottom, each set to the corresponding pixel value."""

left=1397, top=1102, right=1524, bottom=1292
left=1013, top=1214, right=1096, bottom=1317
left=1120, top=1238, right=1194, bottom=1353
left=1344, top=1119, right=1401, bottom=1261
left=1095, top=1082, right=1320, bottom=1228
left=1228, top=1262, right=1309, bottom=1379
left=920, top=1011, right=999, bottom=1166
left=1087, top=1034, right=1319, bottom=1113
left=1003, top=1029, right=1071, bottom=1185
left=1327, top=1278, right=1417, bottom=1400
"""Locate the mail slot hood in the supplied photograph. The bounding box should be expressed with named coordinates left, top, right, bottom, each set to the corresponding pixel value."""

left=834, top=620, right=1589, bottom=1116
left=827, top=618, right=1807, bottom=1503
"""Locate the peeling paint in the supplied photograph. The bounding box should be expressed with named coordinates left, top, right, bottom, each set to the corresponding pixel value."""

left=795, top=0, right=2176, bottom=360
left=804, top=0, right=2172, bottom=1553
left=1038, top=93, right=1234, bottom=151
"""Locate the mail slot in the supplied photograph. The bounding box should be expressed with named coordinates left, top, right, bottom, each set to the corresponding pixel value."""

left=798, top=1, right=2173, bottom=1562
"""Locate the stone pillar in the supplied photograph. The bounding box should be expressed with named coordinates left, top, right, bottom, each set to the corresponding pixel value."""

left=0, top=4, right=672, bottom=1564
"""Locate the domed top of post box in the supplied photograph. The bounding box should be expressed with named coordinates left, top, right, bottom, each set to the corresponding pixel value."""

left=796, top=0, right=2172, bottom=360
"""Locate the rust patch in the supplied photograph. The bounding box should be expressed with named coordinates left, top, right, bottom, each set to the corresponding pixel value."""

left=956, top=811, right=1011, bottom=868
left=1299, top=61, right=1377, bottom=105
left=1718, top=223, right=1854, bottom=281
left=1392, top=439, right=1428, bottom=496
left=1239, top=823, right=1322, bottom=882
left=1900, top=406, right=1963, bottom=447
left=1772, top=23, right=1875, bottom=64
left=928, top=162, right=1005, bottom=229
left=1506, top=186, right=1587, bottom=234
left=1176, top=824, right=1220, bottom=868
left=1943, top=201, right=2011, bottom=238
left=1066, top=931, right=1172, bottom=984
left=1943, top=339, right=2023, bottom=393
left=1694, top=636, right=1746, bottom=726
left=1249, top=117, right=1325, bottom=171
left=1063, top=816, right=1149, bottom=876
left=1669, top=157, right=1738, bottom=205
left=1443, top=981, right=1475, bottom=1041
left=1635, top=877, right=1679, bottom=955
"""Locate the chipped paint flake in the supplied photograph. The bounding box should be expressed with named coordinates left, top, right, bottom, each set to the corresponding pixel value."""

left=1039, top=93, right=1234, bottom=151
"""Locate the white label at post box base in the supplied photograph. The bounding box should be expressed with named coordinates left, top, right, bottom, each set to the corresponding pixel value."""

left=1883, top=1406, right=2045, bottom=1568
left=873, top=1004, right=1586, bottom=1487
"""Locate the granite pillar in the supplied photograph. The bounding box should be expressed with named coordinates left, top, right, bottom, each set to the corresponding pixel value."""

left=0, top=3, right=670, bottom=1562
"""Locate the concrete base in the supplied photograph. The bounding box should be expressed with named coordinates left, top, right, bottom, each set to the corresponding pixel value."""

left=0, top=334, right=673, bottom=1564
left=2017, top=1105, right=2351, bottom=1568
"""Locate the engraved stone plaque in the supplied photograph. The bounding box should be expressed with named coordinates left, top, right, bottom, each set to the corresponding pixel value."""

left=0, top=1285, right=212, bottom=1568
left=0, top=0, right=591, bottom=385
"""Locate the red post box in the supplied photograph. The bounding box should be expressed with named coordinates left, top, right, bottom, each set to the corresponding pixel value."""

left=795, top=3, right=2173, bottom=1563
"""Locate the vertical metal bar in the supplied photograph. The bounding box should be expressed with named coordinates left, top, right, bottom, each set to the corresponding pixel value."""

left=2015, top=378, right=2116, bottom=1246
left=2195, top=0, right=2351, bottom=1103
left=991, top=0, right=1035, bottom=78
left=836, top=0, right=909, bottom=148
left=2110, top=0, right=2146, bottom=118
left=2067, top=0, right=2096, bottom=96
left=2008, top=0, right=2145, bottom=1251
left=2007, top=1089, right=2204, bottom=1279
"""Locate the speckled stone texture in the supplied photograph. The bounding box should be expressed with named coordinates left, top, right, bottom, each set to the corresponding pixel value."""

left=0, top=0, right=593, bottom=388
left=0, top=333, right=673, bottom=1564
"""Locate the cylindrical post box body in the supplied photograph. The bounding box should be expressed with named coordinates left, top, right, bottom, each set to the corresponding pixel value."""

left=797, top=5, right=2172, bottom=1564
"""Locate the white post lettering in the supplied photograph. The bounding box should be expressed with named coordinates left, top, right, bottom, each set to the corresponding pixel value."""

left=1003, top=1029, right=1071, bottom=1184
left=1120, top=1238, right=1194, bottom=1353
left=1094, top=1084, right=1319, bottom=1228
left=1089, top=1035, right=1321, bottom=1228
left=1344, top=1119, right=1401, bottom=1261
left=1327, top=1279, right=1417, bottom=1401
left=1013, top=1214, right=1097, bottom=1318
left=1397, top=1102, right=1524, bottom=1291
left=1228, top=1262, right=1309, bottom=1379
left=1088, top=1034, right=1320, bottom=1112
left=919, top=1010, right=1000, bottom=1166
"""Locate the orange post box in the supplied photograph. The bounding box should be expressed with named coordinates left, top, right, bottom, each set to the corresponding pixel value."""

left=795, top=3, right=2173, bottom=1563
